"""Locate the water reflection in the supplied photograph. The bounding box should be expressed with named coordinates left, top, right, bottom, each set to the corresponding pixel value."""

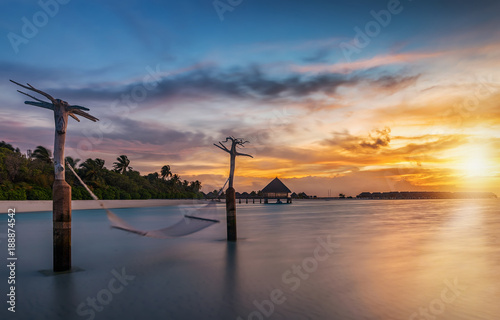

left=51, top=273, right=78, bottom=320
left=317, top=200, right=500, bottom=319
left=221, top=242, right=240, bottom=318
left=12, top=199, right=500, bottom=320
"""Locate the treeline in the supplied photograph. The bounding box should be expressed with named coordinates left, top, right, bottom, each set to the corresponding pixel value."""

left=0, top=141, right=203, bottom=200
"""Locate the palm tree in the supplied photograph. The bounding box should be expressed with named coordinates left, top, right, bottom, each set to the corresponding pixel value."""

left=170, top=174, right=181, bottom=186
left=113, top=155, right=131, bottom=174
left=0, top=141, right=15, bottom=151
left=189, top=180, right=202, bottom=193
left=79, top=158, right=105, bottom=184
left=147, top=172, right=159, bottom=182
left=160, top=165, right=172, bottom=180
left=31, top=145, right=52, bottom=163
left=65, top=156, right=80, bottom=169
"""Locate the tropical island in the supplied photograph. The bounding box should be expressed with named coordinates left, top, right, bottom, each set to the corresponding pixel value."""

left=0, top=141, right=202, bottom=200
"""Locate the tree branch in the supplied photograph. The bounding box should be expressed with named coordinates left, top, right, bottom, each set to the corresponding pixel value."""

left=10, top=80, right=56, bottom=104
left=235, top=152, right=253, bottom=158
left=17, top=90, right=46, bottom=103
left=24, top=101, right=55, bottom=110
left=214, top=143, right=230, bottom=153
left=69, top=113, right=80, bottom=122
left=71, top=109, right=99, bottom=122
left=68, top=105, right=91, bottom=111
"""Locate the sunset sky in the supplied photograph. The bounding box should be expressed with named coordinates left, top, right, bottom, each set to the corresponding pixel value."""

left=1, top=0, right=499, bottom=196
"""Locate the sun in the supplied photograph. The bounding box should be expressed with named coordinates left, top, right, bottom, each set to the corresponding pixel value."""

left=460, top=146, right=492, bottom=177
left=463, top=156, right=489, bottom=177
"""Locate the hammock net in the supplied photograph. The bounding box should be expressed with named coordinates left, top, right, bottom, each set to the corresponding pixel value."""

left=67, top=162, right=222, bottom=238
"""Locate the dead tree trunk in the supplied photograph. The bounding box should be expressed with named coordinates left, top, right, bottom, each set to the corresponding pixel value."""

left=11, top=80, right=98, bottom=272
left=52, top=103, right=71, bottom=271
left=214, top=137, right=253, bottom=241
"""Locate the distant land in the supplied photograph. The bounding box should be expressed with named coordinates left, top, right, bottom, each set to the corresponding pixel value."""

left=229, top=191, right=498, bottom=200
left=355, top=191, right=497, bottom=200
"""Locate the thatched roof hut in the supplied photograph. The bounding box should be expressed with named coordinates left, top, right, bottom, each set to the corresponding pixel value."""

left=261, top=177, right=291, bottom=199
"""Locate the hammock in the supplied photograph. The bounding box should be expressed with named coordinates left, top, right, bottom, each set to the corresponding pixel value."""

left=67, top=162, right=224, bottom=238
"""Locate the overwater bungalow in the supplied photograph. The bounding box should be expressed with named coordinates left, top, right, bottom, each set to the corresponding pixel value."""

left=261, top=177, right=292, bottom=204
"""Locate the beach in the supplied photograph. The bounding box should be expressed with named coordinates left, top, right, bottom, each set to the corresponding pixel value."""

left=0, top=199, right=207, bottom=213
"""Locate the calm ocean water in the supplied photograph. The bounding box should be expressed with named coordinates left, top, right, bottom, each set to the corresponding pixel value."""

left=2, top=199, right=499, bottom=320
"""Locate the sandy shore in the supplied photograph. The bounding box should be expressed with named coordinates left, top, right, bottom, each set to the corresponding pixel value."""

left=0, top=199, right=207, bottom=213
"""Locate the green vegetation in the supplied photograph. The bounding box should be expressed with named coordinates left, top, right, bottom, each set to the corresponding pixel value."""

left=0, top=141, right=203, bottom=201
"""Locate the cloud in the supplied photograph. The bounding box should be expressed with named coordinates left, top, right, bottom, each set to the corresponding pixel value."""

left=387, top=135, right=466, bottom=157
left=215, top=168, right=446, bottom=197
left=102, top=116, right=210, bottom=148
left=18, top=64, right=420, bottom=113
left=292, top=52, right=443, bottom=74
left=359, top=128, right=391, bottom=150
left=370, top=74, right=420, bottom=93
left=322, top=128, right=392, bottom=152
left=0, top=119, right=52, bottom=151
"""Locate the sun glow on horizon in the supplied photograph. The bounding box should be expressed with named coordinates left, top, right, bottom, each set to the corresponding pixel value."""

left=456, top=145, right=495, bottom=178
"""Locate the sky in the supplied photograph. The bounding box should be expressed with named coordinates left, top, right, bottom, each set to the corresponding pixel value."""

left=1, top=0, right=499, bottom=196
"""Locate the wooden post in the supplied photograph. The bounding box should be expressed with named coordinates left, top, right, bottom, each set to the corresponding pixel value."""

left=10, top=80, right=98, bottom=272
left=53, top=180, right=71, bottom=271
left=226, top=187, right=237, bottom=241
left=53, top=103, right=71, bottom=272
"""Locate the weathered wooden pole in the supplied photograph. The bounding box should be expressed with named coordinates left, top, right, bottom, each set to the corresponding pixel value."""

left=214, top=137, right=253, bottom=242
left=52, top=103, right=72, bottom=272
left=11, top=80, right=98, bottom=272
left=226, top=187, right=237, bottom=241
